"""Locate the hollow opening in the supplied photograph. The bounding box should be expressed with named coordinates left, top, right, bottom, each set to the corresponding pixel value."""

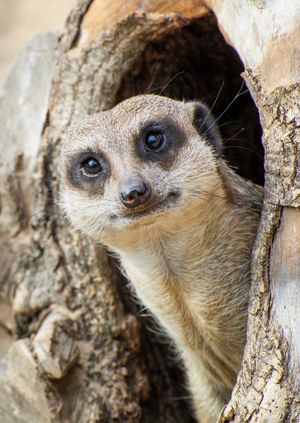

left=116, top=13, right=264, bottom=186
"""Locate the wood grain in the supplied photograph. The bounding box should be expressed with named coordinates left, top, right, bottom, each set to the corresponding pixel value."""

left=79, top=0, right=208, bottom=45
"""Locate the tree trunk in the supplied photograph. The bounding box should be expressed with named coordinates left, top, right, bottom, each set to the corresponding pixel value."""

left=0, top=0, right=299, bottom=422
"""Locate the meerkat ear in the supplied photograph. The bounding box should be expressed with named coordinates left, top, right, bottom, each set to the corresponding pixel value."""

left=188, top=102, right=223, bottom=155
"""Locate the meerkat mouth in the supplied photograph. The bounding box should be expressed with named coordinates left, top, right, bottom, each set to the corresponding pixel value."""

left=111, top=191, right=180, bottom=223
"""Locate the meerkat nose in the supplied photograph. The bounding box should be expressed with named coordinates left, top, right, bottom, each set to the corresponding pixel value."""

left=120, top=178, right=151, bottom=209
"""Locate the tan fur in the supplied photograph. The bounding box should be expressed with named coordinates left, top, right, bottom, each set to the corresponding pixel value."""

left=59, top=95, right=263, bottom=422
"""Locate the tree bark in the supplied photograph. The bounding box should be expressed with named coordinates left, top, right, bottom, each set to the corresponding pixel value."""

left=206, top=1, right=300, bottom=421
left=0, top=0, right=299, bottom=422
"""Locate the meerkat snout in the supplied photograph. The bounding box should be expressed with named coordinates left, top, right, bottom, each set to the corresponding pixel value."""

left=119, top=177, right=152, bottom=209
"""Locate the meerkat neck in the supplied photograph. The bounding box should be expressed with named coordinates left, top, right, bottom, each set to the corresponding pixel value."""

left=110, top=192, right=242, bottom=335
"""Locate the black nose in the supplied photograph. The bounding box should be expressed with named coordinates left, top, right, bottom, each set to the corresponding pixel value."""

left=120, top=181, right=151, bottom=209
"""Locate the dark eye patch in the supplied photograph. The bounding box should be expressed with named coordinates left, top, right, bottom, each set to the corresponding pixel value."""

left=135, top=118, right=187, bottom=170
left=67, top=149, right=109, bottom=195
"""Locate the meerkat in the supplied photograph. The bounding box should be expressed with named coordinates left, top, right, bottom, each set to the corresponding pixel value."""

left=59, top=95, right=263, bottom=422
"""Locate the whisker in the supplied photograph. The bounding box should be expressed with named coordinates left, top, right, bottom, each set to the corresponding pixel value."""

left=158, top=71, right=185, bottom=95
left=222, top=127, right=245, bottom=144
left=199, top=81, right=225, bottom=131
left=145, top=59, right=163, bottom=94
left=215, top=120, right=236, bottom=129
left=202, top=82, right=247, bottom=138
left=130, top=71, right=135, bottom=97
left=222, top=144, right=262, bottom=159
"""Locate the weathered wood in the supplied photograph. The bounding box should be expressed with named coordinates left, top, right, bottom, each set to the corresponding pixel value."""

left=79, top=0, right=208, bottom=44
left=1, top=3, right=200, bottom=422
left=207, top=1, right=300, bottom=421
left=270, top=207, right=300, bottom=384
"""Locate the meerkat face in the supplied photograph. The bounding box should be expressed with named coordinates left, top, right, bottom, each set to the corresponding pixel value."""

left=59, top=95, right=223, bottom=242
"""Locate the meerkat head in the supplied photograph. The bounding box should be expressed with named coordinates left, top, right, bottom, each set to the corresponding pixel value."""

left=59, top=95, right=223, bottom=243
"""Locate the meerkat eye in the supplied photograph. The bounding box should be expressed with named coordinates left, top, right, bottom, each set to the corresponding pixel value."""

left=145, top=132, right=165, bottom=151
left=81, top=157, right=102, bottom=177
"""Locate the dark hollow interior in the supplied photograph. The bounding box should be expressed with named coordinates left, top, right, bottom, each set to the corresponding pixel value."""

left=116, top=14, right=264, bottom=186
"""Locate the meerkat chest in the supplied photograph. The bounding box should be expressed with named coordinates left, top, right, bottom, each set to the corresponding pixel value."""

left=117, top=239, right=216, bottom=349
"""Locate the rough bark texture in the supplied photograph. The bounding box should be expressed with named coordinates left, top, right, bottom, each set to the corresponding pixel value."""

left=218, top=78, right=300, bottom=423
left=0, top=0, right=299, bottom=422
left=0, top=2, right=206, bottom=422
left=208, top=1, right=300, bottom=421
